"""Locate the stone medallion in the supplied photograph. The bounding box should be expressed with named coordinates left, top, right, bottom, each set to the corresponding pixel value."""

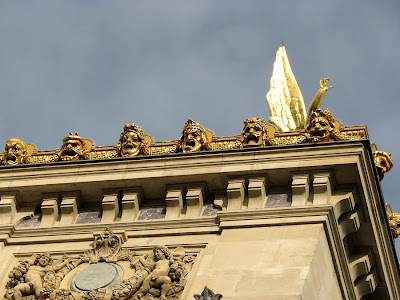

left=71, top=263, right=123, bottom=291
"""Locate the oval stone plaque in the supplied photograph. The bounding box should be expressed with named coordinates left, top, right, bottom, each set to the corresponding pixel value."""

left=71, top=263, right=122, bottom=291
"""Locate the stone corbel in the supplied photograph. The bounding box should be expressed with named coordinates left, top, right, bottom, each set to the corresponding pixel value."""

left=226, top=178, right=246, bottom=210
left=348, top=250, right=375, bottom=283
left=0, top=191, right=21, bottom=225
left=185, top=184, right=206, bottom=218
left=248, top=176, right=268, bottom=209
left=354, top=268, right=379, bottom=300
left=332, top=191, right=356, bottom=220
left=312, top=172, right=333, bottom=205
left=338, top=205, right=362, bottom=238
left=213, top=193, right=227, bottom=211
left=165, top=186, right=185, bottom=219
left=120, top=187, right=143, bottom=222
left=291, top=173, right=310, bottom=206
left=101, top=189, right=120, bottom=223
left=40, top=193, right=61, bottom=227
left=59, top=191, right=82, bottom=225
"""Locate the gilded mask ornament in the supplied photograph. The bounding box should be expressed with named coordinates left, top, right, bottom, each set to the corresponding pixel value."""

left=305, top=109, right=336, bottom=142
left=372, top=144, right=393, bottom=181
left=178, top=119, right=213, bottom=153
left=387, top=205, right=400, bottom=239
left=57, top=133, right=92, bottom=161
left=241, top=117, right=272, bottom=147
left=1, top=138, right=35, bottom=165
left=118, top=123, right=151, bottom=157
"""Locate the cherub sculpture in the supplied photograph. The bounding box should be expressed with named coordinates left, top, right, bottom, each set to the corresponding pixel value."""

left=178, top=119, right=213, bottom=153
left=117, top=123, right=151, bottom=157
left=134, top=246, right=173, bottom=300
left=7, top=253, right=69, bottom=300
left=1, top=138, right=35, bottom=165
left=56, top=133, right=92, bottom=161
left=241, top=117, right=274, bottom=148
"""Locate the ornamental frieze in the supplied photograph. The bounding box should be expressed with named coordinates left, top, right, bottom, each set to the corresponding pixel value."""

left=0, top=115, right=370, bottom=166
left=4, top=228, right=196, bottom=300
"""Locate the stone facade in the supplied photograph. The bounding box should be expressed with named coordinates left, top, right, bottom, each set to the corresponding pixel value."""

left=0, top=141, right=399, bottom=299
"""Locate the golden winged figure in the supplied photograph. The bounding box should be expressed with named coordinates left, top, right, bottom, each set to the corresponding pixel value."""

left=266, top=46, right=333, bottom=132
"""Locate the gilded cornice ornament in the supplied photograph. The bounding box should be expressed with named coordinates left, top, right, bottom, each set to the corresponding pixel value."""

left=305, top=109, right=340, bottom=143
left=372, top=144, right=393, bottom=181
left=56, top=133, right=93, bottom=161
left=178, top=119, right=213, bottom=153
left=241, top=117, right=275, bottom=148
left=266, top=46, right=333, bottom=132
left=0, top=120, right=368, bottom=167
left=117, top=123, right=151, bottom=157
left=0, top=138, right=35, bottom=165
left=386, top=205, right=400, bottom=239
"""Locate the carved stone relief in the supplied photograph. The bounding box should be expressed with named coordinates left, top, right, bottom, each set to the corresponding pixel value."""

left=4, top=228, right=196, bottom=300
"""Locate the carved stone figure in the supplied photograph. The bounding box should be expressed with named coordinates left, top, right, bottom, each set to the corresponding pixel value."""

left=134, top=246, right=172, bottom=300
left=372, top=144, right=393, bottom=181
left=178, top=120, right=213, bottom=153
left=1, top=138, right=35, bottom=165
left=241, top=117, right=274, bottom=147
left=387, top=205, right=400, bottom=239
left=117, top=124, right=151, bottom=157
left=57, top=133, right=92, bottom=161
left=7, top=253, right=69, bottom=300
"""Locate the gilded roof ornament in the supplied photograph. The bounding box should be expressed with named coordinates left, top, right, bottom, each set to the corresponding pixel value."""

left=372, top=144, right=393, bottom=181
left=241, top=117, right=275, bottom=148
left=57, top=133, right=93, bottom=161
left=178, top=119, right=213, bottom=153
left=117, top=123, right=151, bottom=157
left=0, top=138, right=35, bottom=165
left=386, top=205, right=400, bottom=239
left=266, top=46, right=333, bottom=132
